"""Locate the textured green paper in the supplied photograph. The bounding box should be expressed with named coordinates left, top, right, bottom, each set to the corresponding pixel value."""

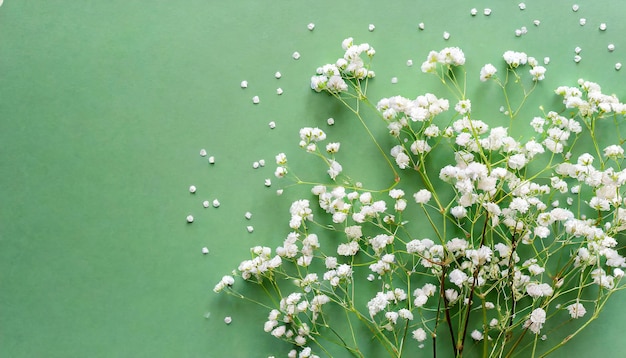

left=1, top=1, right=624, bottom=357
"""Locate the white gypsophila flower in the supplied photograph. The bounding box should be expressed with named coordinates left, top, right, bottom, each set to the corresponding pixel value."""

left=471, top=330, right=484, bottom=341
left=325, top=142, right=340, bottom=154
left=327, top=160, right=342, bottom=180
left=451, top=205, right=468, bottom=219
left=398, top=308, right=413, bottom=320
left=412, top=328, right=427, bottom=342
left=480, top=63, right=497, bottom=81
left=367, top=291, right=389, bottom=317
left=529, top=65, right=546, bottom=81
left=389, top=189, right=405, bottom=199
left=508, top=153, right=528, bottom=170
left=567, top=302, right=587, bottom=318
left=526, top=308, right=546, bottom=334
left=413, top=189, right=432, bottom=204
left=410, top=139, right=431, bottom=154
left=449, top=269, right=468, bottom=287
left=503, top=50, right=528, bottom=68
left=455, top=99, right=472, bottom=114
left=604, top=144, right=624, bottom=158
left=337, top=241, right=359, bottom=256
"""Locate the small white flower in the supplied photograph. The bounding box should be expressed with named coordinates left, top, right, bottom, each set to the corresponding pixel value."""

left=567, top=302, right=586, bottom=318
left=480, top=64, right=497, bottom=81
left=412, top=328, right=427, bottom=342
left=471, top=330, right=484, bottom=341
left=413, top=189, right=432, bottom=204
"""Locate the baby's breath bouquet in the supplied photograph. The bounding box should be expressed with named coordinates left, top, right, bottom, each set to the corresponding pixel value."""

left=214, top=37, right=626, bottom=358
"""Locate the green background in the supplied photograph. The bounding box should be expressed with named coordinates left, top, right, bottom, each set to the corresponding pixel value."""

left=1, top=1, right=624, bottom=357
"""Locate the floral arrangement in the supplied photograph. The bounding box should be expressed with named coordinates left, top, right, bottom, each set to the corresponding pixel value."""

left=213, top=36, right=626, bottom=358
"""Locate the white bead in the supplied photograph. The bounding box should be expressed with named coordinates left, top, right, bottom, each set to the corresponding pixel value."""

left=418, top=22, right=425, bottom=30
left=579, top=18, right=586, bottom=26
left=252, top=95, right=260, bottom=104
left=616, top=63, right=622, bottom=71
left=443, top=31, right=450, bottom=40
left=274, top=71, right=281, bottom=79
left=391, top=77, right=398, bottom=84
left=253, top=161, right=260, bottom=169
left=269, top=121, right=276, bottom=129
left=258, top=159, right=265, bottom=167
left=186, top=215, right=194, bottom=223
left=574, top=46, right=582, bottom=54
left=518, top=2, right=526, bottom=10
left=520, top=26, right=527, bottom=34
left=483, top=8, right=492, bottom=16
left=212, top=199, right=220, bottom=208
left=276, top=88, right=283, bottom=95
left=202, top=200, right=210, bottom=208
left=406, top=59, right=413, bottom=66
left=599, top=23, right=607, bottom=31
left=240, top=80, right=248, bottom=88
left=244, top=212, right=252, bottom=220
left=574, top=55, right=582, bottom=63
left=608, top=44, right=615, bottom=52
left=572, top=4, right=579, bottom=12
left=199, top=149, right=207, bottom=157
left=189, top=185, right=197, bottom=193
left=327, top=118, right=335, bottom=125
left=246, top=226, right=254, bottom=233
left=543, top=57, right=550, bottom=65
left=202, top=247, right=209, bottom=254
left=276, top=189, right=283, bottom=196
left=307, top=23, right=315, bottom=31
left=470, top=8, right=477, bottom=16
left=208, top=156, right=215, bottom=164
left=292, top=51, right=300, bottom=60
left=224, top=317, right=232, bottom=324
left=368, top=24, right=375, bottom=32
left=533, top=20, right=541, bottom=26
left=264, top=179, right=272, bottom=187
left=515, top=29, right=522, bottom=37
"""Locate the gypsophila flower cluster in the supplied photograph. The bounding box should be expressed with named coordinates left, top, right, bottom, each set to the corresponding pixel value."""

left=215, top=38, right=626, bottom=358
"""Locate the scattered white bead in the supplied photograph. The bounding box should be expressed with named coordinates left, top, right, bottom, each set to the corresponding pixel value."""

left=533, top=20, right=541, bottom=26
left=608, top=44, right=615, bottom=52
left=572, top=4, right=579, bottom=12
left=418, top=22, right=425, bottom=30
left=574, top=55, right=582, bottom=63
left=327, top=117, right=335, bottom=126
left=520, top=26, right=528, bottom=34
left=574, top=46, right=582, bottom=54
left=499, top=106, right=505, bottom=112
left=276, top=88, right=283, bottom=95
left=186, top=215, right=194, bottom=223
left=199, top=149, right=207, bottom=157
left=518, top=2, right=526, bottom=10
left=406, top=59, right=413, bottom=66
left=443, top=31, right=450, bottom=40
left=224, top=316, right=232, bottom=324
left=292, top=51, right=300, bottom=60
left=240, top=80, right=248, bottom=88
left=202, top=247, right=209, bottom=254
left=264, top=179, right=272, bottom=187
left=470, top=8, right=478, bottom=16
left=543, top=57, right=550, bottom=65
left=599, top=23, right=607, bottom=31
left=269, top=121, right=276, bottom=129
left=259, top=159, right=265, bottom=167
left=515, top=29, right=522, bottom=37
left=252, top=95, right=260, bottom=104
left=189, top=185, right=197, bottom=194
left=274, top=71, right=281, bottom=79
left=391, top=77, right=398, bottom=84
left=483, top=8, right=492, bottom=16
left=368, top=24, right=375, bottom=32
left=579, top=18, right=586, bottom=26
left=276, top=189, right=284, bottom=196
left=212, top=199, right=220, bottom=208
left=616, top=63, right=622, bottom=71
left=367, top=274, right=375, bottom=281
left=253, top=161, right=260, bottom=169
left=204, top=312, right=211, bottom=319
left=202, top=200, right=210, bottom=208
left=246, top=225, right=254, bottom=233
left=208, top=156, right=215, bottom=164
left=244, top=211, right=252, bottom=220
left=307, top=22, right=315, bottom=31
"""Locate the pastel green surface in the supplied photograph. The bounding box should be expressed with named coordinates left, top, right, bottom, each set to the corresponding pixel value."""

left=0, top=1, right=624, bottom=357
